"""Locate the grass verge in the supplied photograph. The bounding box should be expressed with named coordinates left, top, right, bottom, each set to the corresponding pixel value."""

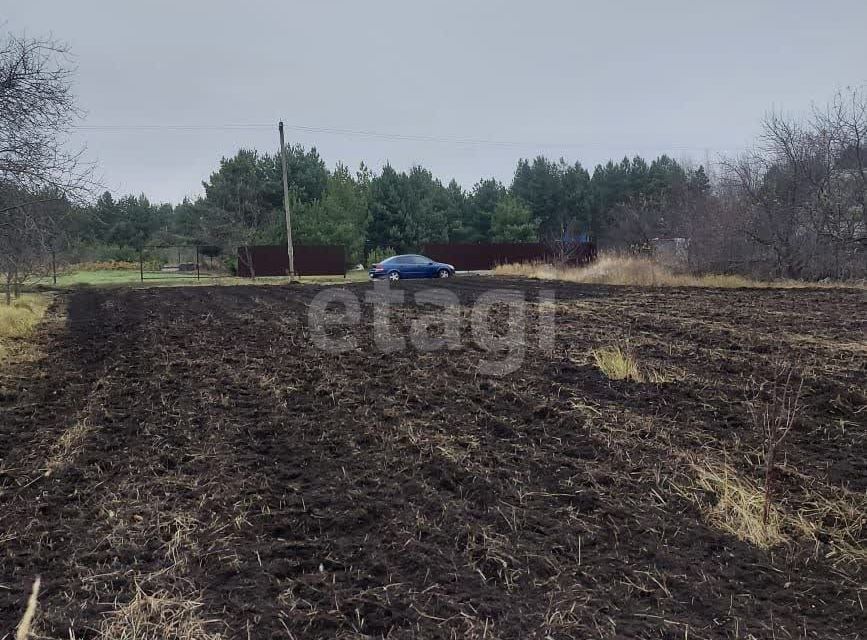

left=41, top=268, right=369, bottom=288
left=0, top=294, right=50, bottom=366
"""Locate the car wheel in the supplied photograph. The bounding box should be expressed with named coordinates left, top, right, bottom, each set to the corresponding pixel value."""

left=388, top=270, right=401, bottom=281
left=438, top=269, right=452, bottom=278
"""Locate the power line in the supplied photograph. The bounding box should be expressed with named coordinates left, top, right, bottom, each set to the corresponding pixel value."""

left=72, top=122, right=742, bottom=154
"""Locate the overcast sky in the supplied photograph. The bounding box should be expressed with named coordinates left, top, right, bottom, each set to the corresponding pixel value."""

left=6, top=0, right=867, bottom=203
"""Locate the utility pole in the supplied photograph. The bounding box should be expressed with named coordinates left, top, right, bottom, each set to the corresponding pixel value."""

left=278, top=121, right=295, bottom=277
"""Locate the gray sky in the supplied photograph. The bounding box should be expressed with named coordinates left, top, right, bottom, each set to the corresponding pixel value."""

left=6, top=0, right=867, bottom=203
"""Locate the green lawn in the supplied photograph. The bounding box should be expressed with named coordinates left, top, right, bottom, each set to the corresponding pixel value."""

left=37, top=269, right=369, bottom=289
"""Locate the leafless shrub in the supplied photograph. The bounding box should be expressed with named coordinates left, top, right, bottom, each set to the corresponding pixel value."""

left=542, top=221, right=596, bottom=266
left=748, top=362, right=804, bottom=531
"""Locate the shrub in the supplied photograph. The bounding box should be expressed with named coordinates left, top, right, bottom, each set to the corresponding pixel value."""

left=367, top=246, right=397, bottom=267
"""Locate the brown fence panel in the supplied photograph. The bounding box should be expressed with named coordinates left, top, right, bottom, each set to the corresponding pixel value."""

left=421, top=243, right=595, bottom=271
left=237, top=245, right=345, bottom=277
left=237, top=246, right=286, bottom=277
left=293, top=245, right=345, bottom=276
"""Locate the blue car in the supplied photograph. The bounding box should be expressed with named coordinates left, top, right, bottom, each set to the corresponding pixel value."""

left=369, top=254, right=455, bottom=281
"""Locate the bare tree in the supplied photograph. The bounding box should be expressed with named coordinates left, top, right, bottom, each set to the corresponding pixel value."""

left=0, top=184, right=69, bottom=302
left=0, top=33, right=91, bottom=193
left=0, top=32, right=92, bottom=301
left=722, top=88, right=867, bottom=279
left=748, top=363, right=804, bottom=530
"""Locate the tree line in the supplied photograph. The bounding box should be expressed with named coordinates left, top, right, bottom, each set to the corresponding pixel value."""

left=66, top=149, right=713, bottom=269
left=2, top=30, right=865, bottom=300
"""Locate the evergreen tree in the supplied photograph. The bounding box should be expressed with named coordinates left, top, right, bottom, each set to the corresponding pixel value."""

left=688, top=165, right=711, bottom=197
left=491, top=195, right=537, bottom=242
left=465, top=178, right=506, bottom=242
left=293, top=164, right=368, bottom=264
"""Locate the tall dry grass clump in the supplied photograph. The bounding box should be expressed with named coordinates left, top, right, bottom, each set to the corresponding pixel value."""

left=592, top=344, right=643, bottom=382
left=0, top=295, right=49, bottom=339
left=683, top=461, right=787, bottom=549
left=494, top=253, right=863, bottom=288
left=676, top=458, right=866, bottom=560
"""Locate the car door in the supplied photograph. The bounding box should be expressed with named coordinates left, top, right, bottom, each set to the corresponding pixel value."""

left=402, top=255, right=424, bottom=278
left=411, top=255, right=431, bottom=278
left=416, top=256, right=436, bottom=278
left=392, top=256, right=415, bottom=278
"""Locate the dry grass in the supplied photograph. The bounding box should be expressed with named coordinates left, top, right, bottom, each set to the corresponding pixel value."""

left=591, top=342, right=669, bottom=383
left=44, top=371, right=111, bottom=475
left=67, top=260, right=141, bottom=271
left=677, top=459, right=867, bottom=560
left=494, top=254, right=865, bottom=288
left=15, top=576, right=41, bottom=640
left=0, top=295, right=49, bottom=340
left=44, top=418, right=95, bottom=476
left=791, top=490, right=867, bottom=565
left=683, top=460, right=787, bottom=549
left=592, top=344, right=643, bottom=382
left=98, top=585, right=224, bottom=640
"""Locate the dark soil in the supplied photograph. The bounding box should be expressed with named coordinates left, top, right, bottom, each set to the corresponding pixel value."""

left=1, top=278, right=865, bottom=639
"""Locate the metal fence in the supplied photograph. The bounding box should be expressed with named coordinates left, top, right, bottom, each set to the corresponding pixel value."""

left=138, top=245, right=229, bottom=281
left=421, top=242, right=596, bottom=271
left=237, top=245, right=346, bottom=277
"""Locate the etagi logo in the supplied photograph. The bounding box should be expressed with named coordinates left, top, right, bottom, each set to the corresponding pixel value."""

left=307, top=280, right=556, bottom=376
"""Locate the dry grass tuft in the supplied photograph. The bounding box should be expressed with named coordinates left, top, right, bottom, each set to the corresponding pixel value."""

left=677, top=460, right=867, bottom=560
left=44, top=417, right=94, bottom=476
left=15, top=576, right=41, bottom=640
left=592, top=344, right=643, bottom=382
left=99, top=585, right=223, bottom=640
left=494, top=254, right=865, bottom=289
left=792, top=491, right=867, bottom=565
left=679, top=460, right=787, bottom=549
left=0, top=295, right=49, bottom=340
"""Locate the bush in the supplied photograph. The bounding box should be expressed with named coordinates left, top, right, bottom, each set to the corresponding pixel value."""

left=366, top=246, right=396, bottom=267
